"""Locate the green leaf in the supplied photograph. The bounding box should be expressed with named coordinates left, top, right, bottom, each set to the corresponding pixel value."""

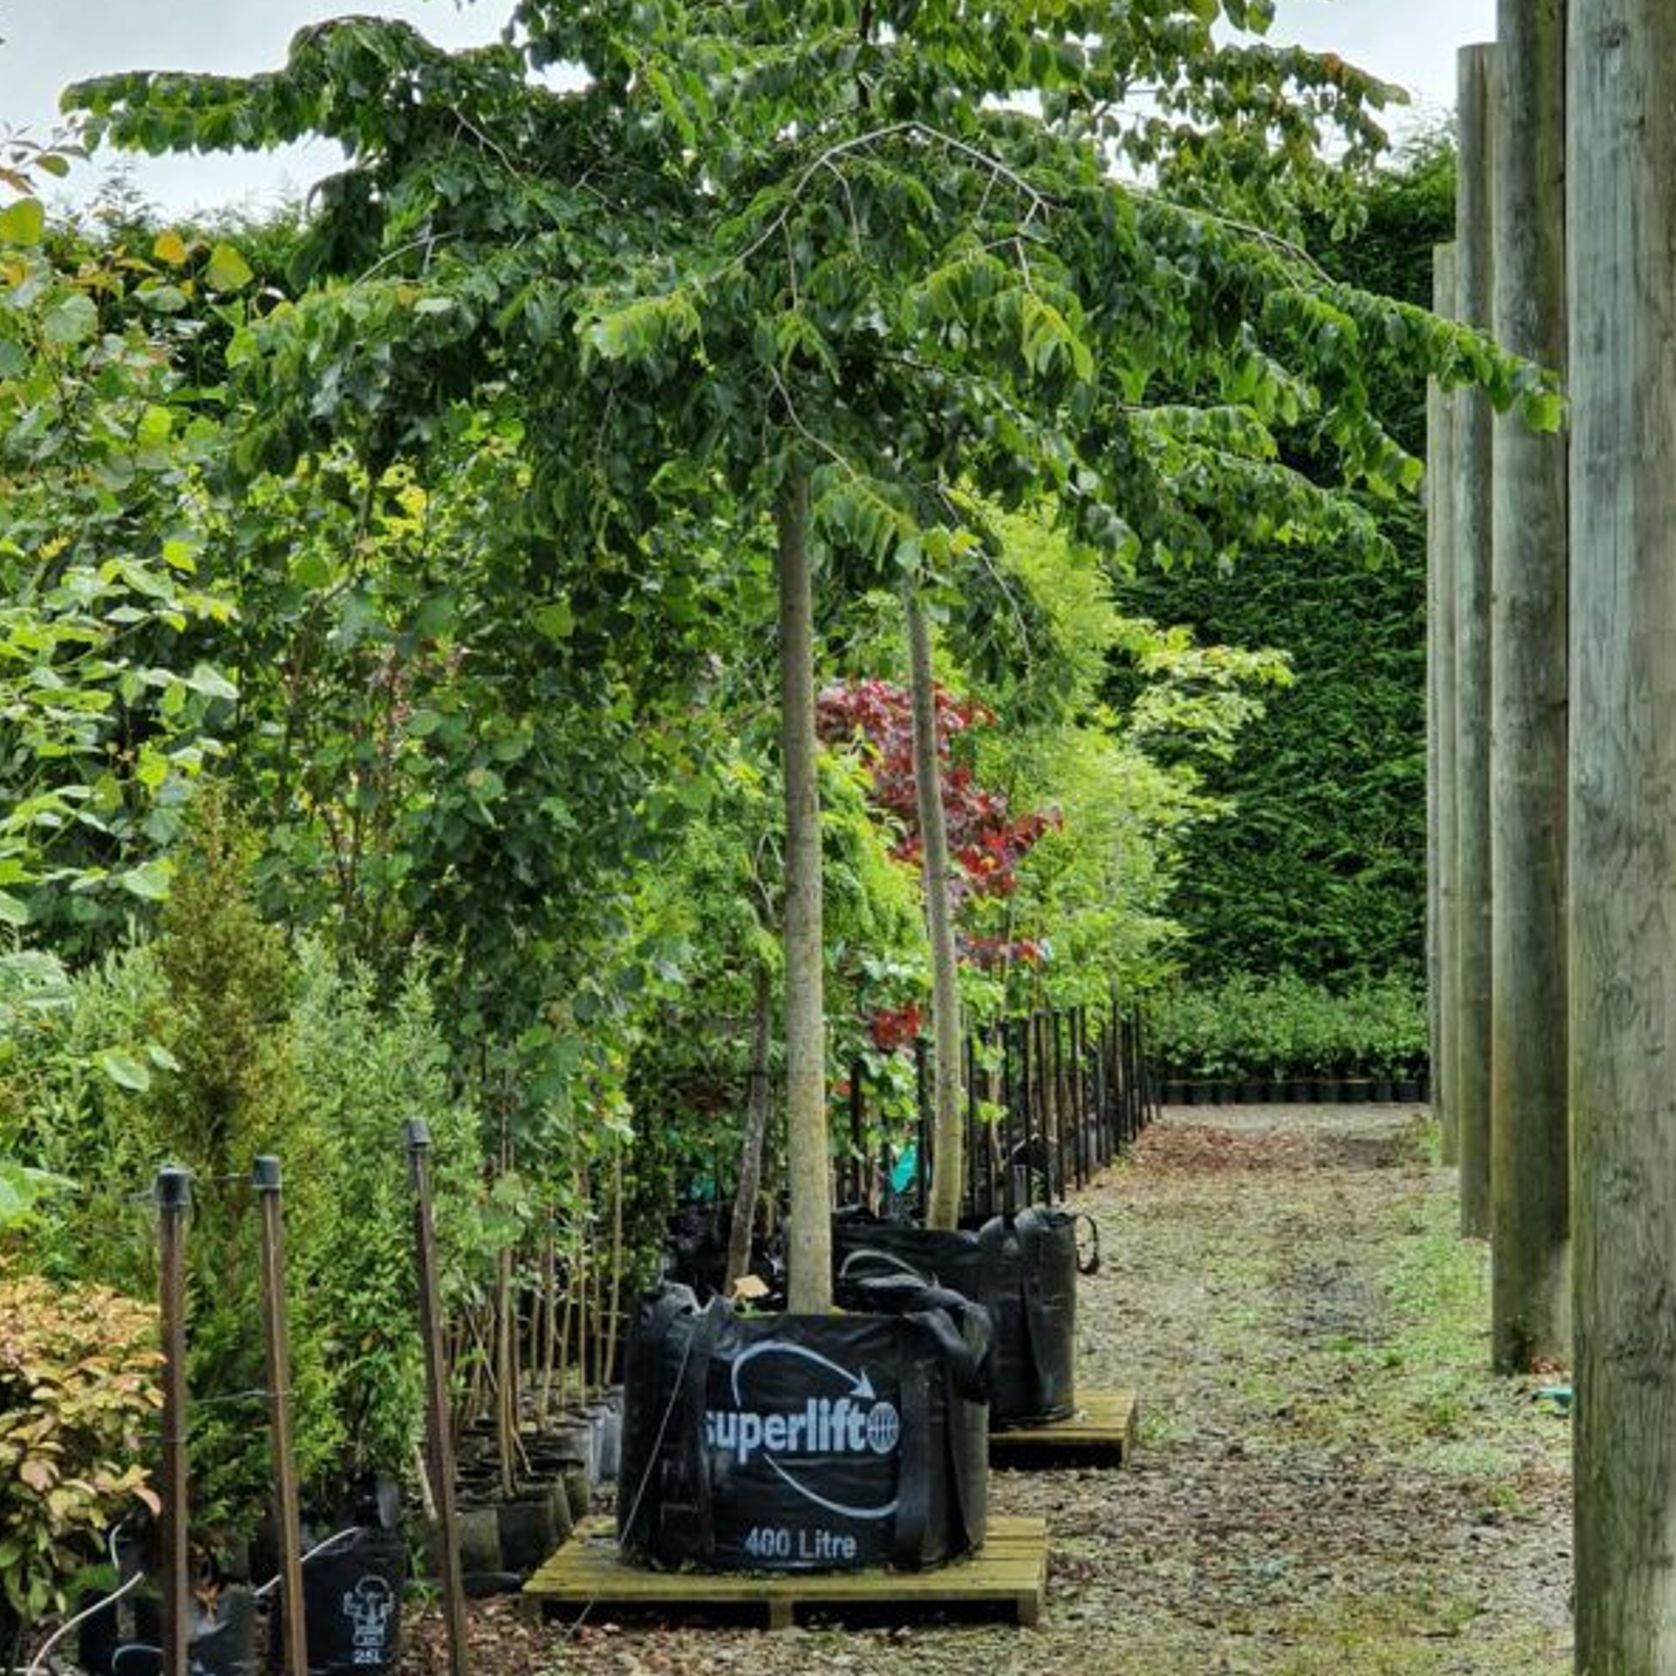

left=42, top=292, right=99, bottom=346
left=531, top=600, right=575, bottom=642
left=95, top=1048, right=152, bottom=1092
left=204, top=242, right=254, bottom=292
left=0, top=892, right=29, bottom=927
left=152, top=229, right=191, bottom=267
left=116, top=860, right=171, bottom=900
left=0, top=197, right=45, bottom=246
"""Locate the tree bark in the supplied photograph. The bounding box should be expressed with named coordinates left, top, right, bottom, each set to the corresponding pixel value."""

left=777, top=470, right=833, bottom=1314
left=1429, top=242, right=1461, bottom=1166
left=903, top=582, right=967, bottom=1230
left=1489, top=0, right=1570, bottom=1376
left=725, top=965, right=774, bottom=1291
left=1569, top=0, right=1676, bottom=1664
left=1453, top=42, right=1497, bottom=1239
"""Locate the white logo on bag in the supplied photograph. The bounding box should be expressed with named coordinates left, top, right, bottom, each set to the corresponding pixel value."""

left=705, top=1341, right=901, bottom=1521
left=341, top=1576, right=394, bottom=1665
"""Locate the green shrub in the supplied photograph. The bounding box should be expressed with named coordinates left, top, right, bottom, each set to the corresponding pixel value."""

left=1150, top=973, right=1427, bottom=1082
left=290, top=939, right=485, bottom=1492
left=0, top=1269, right=161, bottom=1628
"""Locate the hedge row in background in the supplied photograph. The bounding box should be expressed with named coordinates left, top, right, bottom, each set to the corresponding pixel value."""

left=1112, top=141, right=1454, bottom=983
left=1149, top=971, right=1428, bottom=1086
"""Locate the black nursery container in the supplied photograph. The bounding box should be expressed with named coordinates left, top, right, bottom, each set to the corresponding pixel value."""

left=269, top=1526, right=405, bottom=1676
left=833, top=1206, right=1081, bottom=1428
left=618, top=1281, right=990, bottom=1574
left=81, top=1584, right=258, bottom=1676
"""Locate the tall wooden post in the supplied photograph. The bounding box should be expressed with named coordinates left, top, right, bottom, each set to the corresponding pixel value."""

left=253, top=1157, right=309, bottom=1676
left=1568, top=0, right=1676, bottom=1664
left=155, top=1166, right=192, bottom=1676
left=1452, top=42, right=1497, bottom=1238
left=1428, top=241, right=1461, bottom=1165
left=405, top=1121, right=470, bottom=1676
left=1488, top=0, right=1570, bottom=1375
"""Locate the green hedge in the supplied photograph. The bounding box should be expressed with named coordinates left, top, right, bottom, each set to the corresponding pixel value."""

left=1110, top=141, right=1454, bottom=983
left=1149, top=972, right=1428, bottom=1083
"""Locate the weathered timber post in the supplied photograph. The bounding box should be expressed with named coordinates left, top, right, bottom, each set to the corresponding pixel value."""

left=1568, top=0, right=1676, bottom=1665
left=1452, top=42, right=1497, bottom=1238
left=253, top=1157, right=309, bottom=1676
left=156, top=1167, right=192, bottom=1676
left=1488, top=0, right=1570, bottom=1375
left=405, top=1121, right=469, bottom=1676
left=1429, top=242, right=1461, bottom=1166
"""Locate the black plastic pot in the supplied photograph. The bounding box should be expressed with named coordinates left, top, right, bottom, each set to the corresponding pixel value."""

left=1162, top=1079, right=1190, bottom=1105
left=1262, top=1079, right=1287, bottom=1103
left=456, top=1496, right=502, bottom=1574
left=1188, top=1081, right=1215, bottom=1106
left=496, top=1492, right=556, bottom=1574
left=1341, top=1079, right=1371, bottom=1104
left=270, top=1526, right=404, bottom=1676
left=619, top=1281, right=990, bottom=1574
left=1401, top=1077, right=1425, bottom=1104
left=84, top=1584, right=257, bottom=1676
left=1371, top=1078, right=1396, bottom=1104
left=1238, top=1079, right=1265, bottom=1104
left=833, top=1207, right=1080, bottom=1428
left=1315, top=1077, right=1342, bottom=1104
left=1286, top=1078, right=1311, bottom=1103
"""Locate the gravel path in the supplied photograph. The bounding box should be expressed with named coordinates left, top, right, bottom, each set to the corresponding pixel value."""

left=402, top=1103, right=1573, bottom=1675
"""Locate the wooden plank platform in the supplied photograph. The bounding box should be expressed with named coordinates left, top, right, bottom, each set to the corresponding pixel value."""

left=988, top=1388, right=1138, bottom=1465
left=523, top=1515, right=1047, bottom=1629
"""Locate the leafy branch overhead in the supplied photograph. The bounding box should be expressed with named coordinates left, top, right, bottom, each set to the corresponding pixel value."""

left=63, top=0, right=1556, bottom=589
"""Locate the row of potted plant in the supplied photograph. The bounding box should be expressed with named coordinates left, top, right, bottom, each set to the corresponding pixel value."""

left=1148, top=971, right=1430, bottom=1098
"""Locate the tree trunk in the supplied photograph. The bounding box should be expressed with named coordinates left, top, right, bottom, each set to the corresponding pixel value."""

left=903, top=582, right=967, bottom=1230
left=725, top=965, right=774, bottom=1292
left=1453, top=42, right=1497, bottom=1239
left=604, top=1138, right=624, bottom=1387
left=777, top=471, right=833, bottom=1314
left=1569, top=0, right=1676, bottom=1664
left=1429, top=242, right=1461, bottom=1166
left=1489, top=0, right=1570, bottom=1376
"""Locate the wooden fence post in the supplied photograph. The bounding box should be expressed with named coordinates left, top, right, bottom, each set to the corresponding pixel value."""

left=1488, top=0, right=1570, bottom=1374
left=1568, top=0, right=1676, bottom=1663
left=1452, top=41, right=1498, bottom=1238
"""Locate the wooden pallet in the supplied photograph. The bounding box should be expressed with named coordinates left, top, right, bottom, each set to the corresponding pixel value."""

left=988, top=1388, right=1138, bottom=1465
left=522, top=1515, right=1048, bottom=1629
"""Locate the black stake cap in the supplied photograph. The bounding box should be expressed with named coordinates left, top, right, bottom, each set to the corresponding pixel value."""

left=155, top=1165, right=193, bottom=1211
left=404, top=1118, right=431, bottom=1151
left=252, top=1155, right=282, bottom=1192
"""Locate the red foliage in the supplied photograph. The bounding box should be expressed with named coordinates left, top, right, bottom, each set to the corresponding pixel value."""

left=817, top=677, right=1059, bottom=974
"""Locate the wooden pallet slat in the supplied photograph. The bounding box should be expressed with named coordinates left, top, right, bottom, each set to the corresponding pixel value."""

left=988, top=1388, right=1138, bottom=1464
left=523, top=1515, right=1047, bottom=1629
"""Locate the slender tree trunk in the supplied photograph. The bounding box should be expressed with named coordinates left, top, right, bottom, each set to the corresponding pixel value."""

left=1453, top=42, right=1497, bottom=1239
left=1429, top=242, right=1462, bottom=1166
left=1569, top=0, right=1676, bottom=1664
left=725, top=965, right=774, bottom=1292
left=601, top=1140, right=624, bottom=1387
left=777, top=470, right=833, bottom=1314
left=903, top=582, right=967, bottom=1230
left=1489, top=0, right=1570, bottom=1376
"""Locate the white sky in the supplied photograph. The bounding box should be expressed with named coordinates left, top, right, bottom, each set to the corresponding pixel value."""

left=1, top=0, right=1496, bottom=218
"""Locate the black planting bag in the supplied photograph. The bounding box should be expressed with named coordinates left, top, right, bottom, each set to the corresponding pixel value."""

left=618, top=1282, right=989, bottom=1573
left=269, top=1526, right=405, bottom=1675
left=833, top=1207, right=1079, bottom=1427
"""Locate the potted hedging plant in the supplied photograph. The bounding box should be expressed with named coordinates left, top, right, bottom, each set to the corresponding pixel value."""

left=280, top=942, right=488, bottom=1659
